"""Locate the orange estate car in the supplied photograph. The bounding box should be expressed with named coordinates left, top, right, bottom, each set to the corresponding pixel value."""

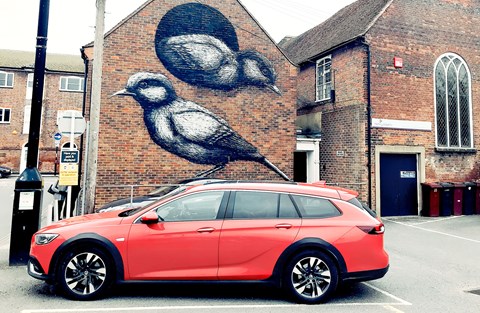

left=28, top=181, right=389, bottom=304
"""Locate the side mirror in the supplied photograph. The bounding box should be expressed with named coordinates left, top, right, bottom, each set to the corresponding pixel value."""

left=140, top=211, right=160, bottom=224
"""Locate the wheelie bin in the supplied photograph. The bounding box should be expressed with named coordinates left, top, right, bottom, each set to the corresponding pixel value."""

left=462, top=182, right=476, bottom=215
left=438, top=182, right=454, bottom=216
left=421, top=182, right=441, bottom=217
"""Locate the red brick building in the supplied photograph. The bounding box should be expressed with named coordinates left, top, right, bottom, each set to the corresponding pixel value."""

left=282, top=0, right=480, bottom=216
left=0, top=50, right=84, bottom=173
left=82, top=0, right=297, bottom=206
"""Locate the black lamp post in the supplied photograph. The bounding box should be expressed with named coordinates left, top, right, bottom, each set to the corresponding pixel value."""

left=9, top=0, right=50, bottom=266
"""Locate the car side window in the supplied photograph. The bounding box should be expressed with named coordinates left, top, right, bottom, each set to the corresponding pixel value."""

left=232, top=191, right=278, bottom=219
left=291, top=195, right=341, bottom=218
left=279, top=194, right=300, bottom=218
left=155, top=191, right=224, bottom=222
left=231, top=191, right=299, bottom=219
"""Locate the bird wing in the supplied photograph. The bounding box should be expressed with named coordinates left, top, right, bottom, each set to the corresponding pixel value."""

left=160, top=34, right=235, bottom=71
left=170, top=103, right=258, bottom=153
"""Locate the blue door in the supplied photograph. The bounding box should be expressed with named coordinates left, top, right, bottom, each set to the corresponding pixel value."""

left=380, top=154, right=418, bottom=216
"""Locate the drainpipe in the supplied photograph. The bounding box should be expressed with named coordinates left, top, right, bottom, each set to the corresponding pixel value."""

left=77, top=48, right=89, bottom=202
left=362, top=38, right=373, bottom=208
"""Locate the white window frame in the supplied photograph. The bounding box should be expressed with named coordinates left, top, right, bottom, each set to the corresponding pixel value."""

left=60, top=76, right=84, bottom=92
left=26, top=73, right=34, bottom=100
left=0, top=71, right=14, bottom=88
left=315, top=55, right=332, bottom=102
left=433, top=53, right=473, bottom=150
left=0, top=108, right=12, bottom=123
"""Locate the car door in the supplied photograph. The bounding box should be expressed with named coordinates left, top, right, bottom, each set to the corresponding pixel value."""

left=218, top=191, right=301, bottom=280
left=127, top=191, right=227, bottom=280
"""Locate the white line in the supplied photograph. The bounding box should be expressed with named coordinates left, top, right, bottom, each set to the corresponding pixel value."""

left=362, top=282, right=412, bottom=305
left=412, top=215, right=463, bottom=225
left=386, top=219, right=480, bottom=244
left=21, top=302, right=413, bottom=313
left=383, top=304, right=406, bottom=313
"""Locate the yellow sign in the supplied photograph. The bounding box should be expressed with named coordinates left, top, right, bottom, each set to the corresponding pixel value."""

left=59, top=163, right=79, bottom=186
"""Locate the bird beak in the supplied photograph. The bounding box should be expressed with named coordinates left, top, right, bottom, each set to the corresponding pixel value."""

left=268, top=85, right=282, bottom=96
left=110, top=89, right=135, bottom=98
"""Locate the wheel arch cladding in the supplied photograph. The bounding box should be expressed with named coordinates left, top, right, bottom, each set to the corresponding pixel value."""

left=272, top=238, right=348, bottom=286
left=49, top=233, right=125, bottom=282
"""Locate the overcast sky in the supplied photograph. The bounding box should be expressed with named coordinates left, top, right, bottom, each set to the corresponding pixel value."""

left=0, top=0, right=355, bottom=55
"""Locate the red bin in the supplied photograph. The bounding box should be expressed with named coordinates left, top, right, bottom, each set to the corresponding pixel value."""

left=476, top=182, right=480, bottom=215
left=421, top=183, right=442, bottom=217
left=450, top=182, right=465, bottom=216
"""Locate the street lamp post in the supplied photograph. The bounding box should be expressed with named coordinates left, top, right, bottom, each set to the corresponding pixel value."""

left=9, top=0, right=50, bottom=266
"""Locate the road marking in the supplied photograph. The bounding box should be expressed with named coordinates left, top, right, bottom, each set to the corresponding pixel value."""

left=22, top=301, right=412, bottom=313
left=411, top=215, right=462, bottom=225
left=362, top=282, right=411, bottom=305
left=385, top=219, right=480, bottom=244
left=383, top=304, right=406, bottom=313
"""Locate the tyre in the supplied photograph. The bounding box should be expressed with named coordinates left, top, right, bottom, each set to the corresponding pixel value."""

left=283, top=250, right=339, bottom=304
left=56, top=246, right=114, bottom=300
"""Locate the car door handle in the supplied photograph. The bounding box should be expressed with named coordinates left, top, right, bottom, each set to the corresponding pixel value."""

left=275, top=223, right=293, bottom=229
left=197, top=227, right=215, bottom=233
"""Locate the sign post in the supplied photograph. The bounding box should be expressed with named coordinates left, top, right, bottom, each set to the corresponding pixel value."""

left=57, top=110, right=85, bottom=218
left=53, top=132, right=61, bottom=176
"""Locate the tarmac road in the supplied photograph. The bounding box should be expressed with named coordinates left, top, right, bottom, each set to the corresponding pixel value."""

left=0, top=176, right=479, bottom=312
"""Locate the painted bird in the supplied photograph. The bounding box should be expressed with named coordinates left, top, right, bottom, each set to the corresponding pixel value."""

left=155, top=3, right=281, bottom=95
left=114, top=72, right=290, bottom=181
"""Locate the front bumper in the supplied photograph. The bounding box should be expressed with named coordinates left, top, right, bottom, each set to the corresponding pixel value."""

left=27, top=256, right=51, bottom=281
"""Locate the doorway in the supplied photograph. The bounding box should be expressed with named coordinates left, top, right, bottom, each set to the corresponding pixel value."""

left=379, top=153, right=418, bottom=216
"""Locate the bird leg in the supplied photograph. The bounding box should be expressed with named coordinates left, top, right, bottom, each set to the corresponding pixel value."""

left=194, top=164, right=226, bottom=178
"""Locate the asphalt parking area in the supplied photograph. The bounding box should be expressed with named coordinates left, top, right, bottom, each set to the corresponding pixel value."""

left=2, top=215, right=480, bottom=313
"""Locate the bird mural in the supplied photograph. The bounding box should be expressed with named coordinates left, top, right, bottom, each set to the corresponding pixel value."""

left=155, top=3, right=281, bottom=94
left=114, top=72, right=290, bottom=181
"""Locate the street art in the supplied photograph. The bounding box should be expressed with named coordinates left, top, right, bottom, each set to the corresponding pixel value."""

left=116, top=3, right=289, bottom=180
left=114, top=72, right=290, bottom=181
left=154, top=2, right=281, bottom=94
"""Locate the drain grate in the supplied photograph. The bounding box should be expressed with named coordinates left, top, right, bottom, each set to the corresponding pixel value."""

left=465, top=289, right=480, bottom=296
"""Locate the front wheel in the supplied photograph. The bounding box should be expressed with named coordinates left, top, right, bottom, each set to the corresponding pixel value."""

left=56, top=246, right=114, bottom=300
left=283, top=250, right=339, bottom=304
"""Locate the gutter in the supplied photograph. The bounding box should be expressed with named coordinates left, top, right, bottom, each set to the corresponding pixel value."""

left=361, top=38, right=373, bottom=208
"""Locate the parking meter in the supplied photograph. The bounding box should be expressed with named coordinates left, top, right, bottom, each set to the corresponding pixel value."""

left=9, top=167, right=43, bottom=266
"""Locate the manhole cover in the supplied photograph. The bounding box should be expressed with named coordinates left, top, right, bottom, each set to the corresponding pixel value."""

left=465, top=289, right=480, bottom=296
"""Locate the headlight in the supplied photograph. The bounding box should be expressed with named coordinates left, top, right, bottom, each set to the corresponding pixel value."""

left=35, top=233, right=59, bottom=245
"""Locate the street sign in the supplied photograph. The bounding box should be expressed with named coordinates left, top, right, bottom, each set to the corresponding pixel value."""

left=54, top=132, right=62, bottom=147
left=58, top=110, right=86, bottom=138
left=59, top=163, right=79, bottom=186
left=61, top=150, right=79, bottom=163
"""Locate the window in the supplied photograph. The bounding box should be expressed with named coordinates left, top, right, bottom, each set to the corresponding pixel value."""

left=291, top=195, right=341, bottom=218
left=231, top=191, right=299, bottom=219
left=316, top=56, right=332, bottom=102
left=0, top=108, right=11, bottom=123
left=60, top=76, right=84, bottom=92
left=155, top=191, right=224, bottom=222
left=0, top=71, right=14, bottom=88
left=434, top=53, right=473, bottom=149
left=26, top=73, right=34, bottom=100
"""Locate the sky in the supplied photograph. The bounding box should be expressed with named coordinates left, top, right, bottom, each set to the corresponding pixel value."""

left=0, top=0, right=356, bottom=56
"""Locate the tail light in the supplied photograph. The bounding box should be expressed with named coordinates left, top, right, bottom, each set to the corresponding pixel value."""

left=358, top=223, right=385, bottom=235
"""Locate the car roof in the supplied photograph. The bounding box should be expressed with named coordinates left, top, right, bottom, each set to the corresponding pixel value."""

left=187, top=181, right=358, bottom=201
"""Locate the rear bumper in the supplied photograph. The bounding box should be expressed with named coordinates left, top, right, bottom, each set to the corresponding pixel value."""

left=342, top=264, right=389, bottom=282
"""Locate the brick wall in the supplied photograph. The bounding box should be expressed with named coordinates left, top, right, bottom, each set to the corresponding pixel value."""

left=368, top=0, right=480, bottom=183
left=85, top=0, right=297, bottom=206
left=0, top=69, right=83, bottom=172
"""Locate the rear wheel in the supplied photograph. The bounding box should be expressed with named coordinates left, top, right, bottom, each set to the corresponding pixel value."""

left=283, top=250, right=338, bottom=304
left=56, top=246, right=114, bottom=300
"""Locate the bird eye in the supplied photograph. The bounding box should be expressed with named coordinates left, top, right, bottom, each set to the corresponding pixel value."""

left=261, top=67, right=270, bottom=76
left=139, top=82, right=148, bottom=89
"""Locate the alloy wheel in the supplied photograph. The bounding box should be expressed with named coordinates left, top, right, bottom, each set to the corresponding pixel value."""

left=291, top=256, right=331, bottom=298
left=64, top=252, right=107, bottom=295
